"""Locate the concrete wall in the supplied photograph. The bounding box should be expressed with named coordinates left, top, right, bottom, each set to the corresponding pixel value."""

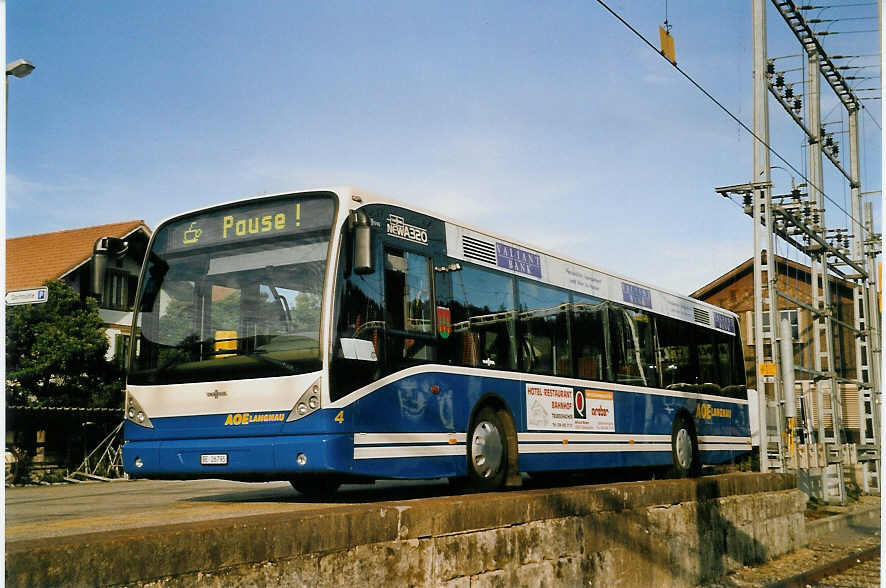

left=6, top=473, right=803, bottom=587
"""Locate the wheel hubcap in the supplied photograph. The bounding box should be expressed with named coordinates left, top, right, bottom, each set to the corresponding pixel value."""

left=675, top=428, right=693, bottom=470
left=471, top=421, right=504, bottom=479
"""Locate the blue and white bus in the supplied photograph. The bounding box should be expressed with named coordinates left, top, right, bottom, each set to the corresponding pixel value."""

left=116, top=187, right=751, bottom=494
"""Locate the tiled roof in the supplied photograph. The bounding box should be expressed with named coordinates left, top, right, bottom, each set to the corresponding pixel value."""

left=6, top=221, right=150, bottom=292
left=691, top=255, right=853, bottom=300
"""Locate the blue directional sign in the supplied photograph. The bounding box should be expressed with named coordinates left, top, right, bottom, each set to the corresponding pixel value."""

left=5, top=287, right=49, bottom=306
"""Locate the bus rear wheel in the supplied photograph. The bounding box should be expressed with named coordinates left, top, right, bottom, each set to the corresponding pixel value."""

left=290, top=475, right=341, bottom=498
left=467, top=407, right=508, bottom=491
left=671, top=415, right=701, bottom=478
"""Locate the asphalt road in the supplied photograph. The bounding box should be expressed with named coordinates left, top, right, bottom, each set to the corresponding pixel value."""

left=4, top=478, right=452, bottom=543
left=4, top=467, right=671, bottom=544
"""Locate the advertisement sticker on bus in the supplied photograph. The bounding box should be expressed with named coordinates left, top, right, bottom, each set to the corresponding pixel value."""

left=526, top=385, right=615, bottom=432
left=573, top=390, right=615, bottom=432
left=713, top=312, right=737, bottom=334
left=621, top=282, right=652, bottom=309
left=496, top=242, right=542, bottom=278
left=436, top=306, right=451, bottom=339
left=526, top=384, right=573, bottom=430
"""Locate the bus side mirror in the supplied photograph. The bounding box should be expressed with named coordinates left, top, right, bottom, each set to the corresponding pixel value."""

left=91, top=237, right=129, bottom=299
left=351, top=211, right=373, bottom=275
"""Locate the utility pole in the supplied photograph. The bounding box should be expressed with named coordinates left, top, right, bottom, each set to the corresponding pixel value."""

left=809, top=45, right=846, bottom=503
left=859, top=198, right=882, bottom=492
left=718, top=0, right=880, bottom=503
left=862, top=201, right=881, bottom=393
left=752, top=0, right=780, bottom=473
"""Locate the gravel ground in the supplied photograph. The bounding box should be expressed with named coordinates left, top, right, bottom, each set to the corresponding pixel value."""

left=702, top=498, right=881, bottom=588
left=816, top=555, right=881, bottom=588
left=702, top=536, right=880, bottom=587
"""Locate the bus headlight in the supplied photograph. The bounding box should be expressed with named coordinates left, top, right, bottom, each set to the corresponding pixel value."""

left=287, top=379, right=323, bottom=422
left=125, top=392, right=154, bottom=429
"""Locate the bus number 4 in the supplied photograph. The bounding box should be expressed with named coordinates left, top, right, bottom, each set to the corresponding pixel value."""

left=334, top=410, right=344, bottom=424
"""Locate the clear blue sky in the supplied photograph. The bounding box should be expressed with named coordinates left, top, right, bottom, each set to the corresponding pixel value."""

left=6, top=1, right=881, bottom=295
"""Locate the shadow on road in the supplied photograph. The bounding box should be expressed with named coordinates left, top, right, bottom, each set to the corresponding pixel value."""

left=184, top=466, right=680, bottom=505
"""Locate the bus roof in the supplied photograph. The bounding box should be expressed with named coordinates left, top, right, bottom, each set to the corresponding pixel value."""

left=346, top=186, right=741, bottom=331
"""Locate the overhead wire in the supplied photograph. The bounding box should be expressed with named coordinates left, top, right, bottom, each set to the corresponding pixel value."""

left=817, top=29, right=879, bottom=35
left=803, top=2, right=878, bottom=6
left=593, top=0, right=872, bottom=237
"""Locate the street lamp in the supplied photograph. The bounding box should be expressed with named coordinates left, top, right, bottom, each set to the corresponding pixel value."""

left=6, top=59, right=35, bottom=79
left=5, top=58, right=35, bottom=146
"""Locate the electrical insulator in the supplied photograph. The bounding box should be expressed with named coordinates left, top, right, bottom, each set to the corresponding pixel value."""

left=743, top=193, right=752, bottom=207
left=813, top=213, right=820, bottom=224
left=824, top=135, right=833, bottom=147
left=832, top=144, right=839, bottom=155
left=793, top=98, right=802, bottom=111
left=776, top=74, right=785, bottom=87
left=791, top=188, right=801, bottom=200
left=843, top=238, right=850, bottom=249
left=767, top=61, right=775, bottom=75
left=785, top=85, right=794, bottom=99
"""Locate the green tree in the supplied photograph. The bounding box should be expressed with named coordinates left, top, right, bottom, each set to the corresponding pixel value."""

left=293, top=291, right=321, bottom=333
left=6, top=280, right=123, bottom=408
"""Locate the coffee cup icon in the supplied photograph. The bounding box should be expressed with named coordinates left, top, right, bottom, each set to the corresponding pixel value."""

left=183, top=222, right=202, bottom=244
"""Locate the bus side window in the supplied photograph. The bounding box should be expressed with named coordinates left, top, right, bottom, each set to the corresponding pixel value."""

left=717, top=329, right=746, bottom=397
left=330, top=226, right=384, bottom=402
left=611, top=307, right=658, bottom=388
left=517, top=280, right=569, bottom=376
left=696, top=327, right=720, bottom=394
left=655, top=316, right=697, bottom=393
left=450, top=264, right=516, bottom=371
left=730, top=320, right=747, bottom=389
left=384, top=249, right=435, bottom=369
left=572, top=294, right=610, bottom=382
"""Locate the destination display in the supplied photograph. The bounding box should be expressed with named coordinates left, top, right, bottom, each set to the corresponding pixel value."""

left=165, top=195, right=335, bottom=252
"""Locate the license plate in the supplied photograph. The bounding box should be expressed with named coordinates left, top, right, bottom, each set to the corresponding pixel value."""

left=200, top=453, right=228, bottom=465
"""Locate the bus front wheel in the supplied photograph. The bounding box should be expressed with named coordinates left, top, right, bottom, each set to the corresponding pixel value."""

left=467, top=407, right=509, bottom=491
left=671, top=414, right=701, bottom=478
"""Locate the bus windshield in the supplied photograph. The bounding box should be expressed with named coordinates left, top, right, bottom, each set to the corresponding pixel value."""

left=129, top=193, right=337, bottom=385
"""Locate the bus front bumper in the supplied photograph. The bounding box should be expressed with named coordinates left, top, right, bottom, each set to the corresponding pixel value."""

left=122, top=434, right=352, bottom=480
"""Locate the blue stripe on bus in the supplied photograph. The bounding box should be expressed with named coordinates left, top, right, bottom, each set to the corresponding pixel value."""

left=124, top=370, right=751, bottom=479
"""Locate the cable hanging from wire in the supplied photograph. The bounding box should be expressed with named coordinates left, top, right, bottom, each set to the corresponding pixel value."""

left=593, top=0, right=871, bottom=237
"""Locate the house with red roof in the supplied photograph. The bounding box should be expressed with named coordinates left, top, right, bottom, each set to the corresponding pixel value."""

left=6, top=220, right=151, bottom=364
left=6, top=221, right=151, bottom=477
